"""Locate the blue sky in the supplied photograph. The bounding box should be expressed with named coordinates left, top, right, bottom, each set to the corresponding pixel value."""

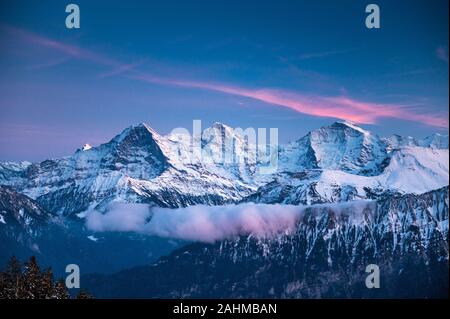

left=0, top=0, right=448, bottom=161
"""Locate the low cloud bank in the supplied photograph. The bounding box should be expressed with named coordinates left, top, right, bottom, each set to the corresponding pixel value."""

left=85, top=201, right=373, bottom=243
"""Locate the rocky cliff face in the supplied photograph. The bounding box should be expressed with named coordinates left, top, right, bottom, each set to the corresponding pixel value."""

left=83, top=187, right=449, bottom=298
left=0, top=187, right=182, bottom=276
left=0, top=185, right=53, bottom=251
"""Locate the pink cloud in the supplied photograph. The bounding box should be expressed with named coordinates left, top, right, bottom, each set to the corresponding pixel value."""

left=98, top=60, right=145, bottom=79
left=2, top=24, right=448, bottom=128
left=1, top=24, right=117, bottom=67
left=134, top=74, right=449, bottom=127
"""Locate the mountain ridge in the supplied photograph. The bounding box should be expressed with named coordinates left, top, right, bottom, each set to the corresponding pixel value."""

left=0, top=121, right=448, bottom=216
left=0, top=121, right=448, bottom=292
left=82, top=186, right=449, bottom=298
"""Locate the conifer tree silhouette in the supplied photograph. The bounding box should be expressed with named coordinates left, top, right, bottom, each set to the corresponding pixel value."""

left=0, top=256, right=92, bottom=299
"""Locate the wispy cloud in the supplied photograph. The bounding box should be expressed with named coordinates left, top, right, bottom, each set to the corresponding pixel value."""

left=98, top=60, right=145, bottom=79
left=436, top=46, right=449, bottom=63
left=2, top=24, right=448, bottom=128
left=380, top=67, right=438, bottom=79
left=133, top=74, right=448, bottom=127
left=26, top=56, right=71, bottom=71
left=1, top=24, right=117, bottom=66
left=298, top=48, right=356, bottom=60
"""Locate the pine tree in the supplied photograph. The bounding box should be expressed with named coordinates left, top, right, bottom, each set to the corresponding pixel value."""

left=22, top=256, right=42, bottom=299
left=76, top=290, right=94, bottom=299
left=6, top=256, right=24, bottom=298
left=40, top=268, right=55, bottom=299
left=0, top=256, right=91, bottom=299
left=0, top=266, right=10, bottom=298
left=53, top=279, right=70, bottom=299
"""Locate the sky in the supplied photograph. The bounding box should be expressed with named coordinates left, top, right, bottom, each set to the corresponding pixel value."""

left=0, top=0, right=448, bottom=162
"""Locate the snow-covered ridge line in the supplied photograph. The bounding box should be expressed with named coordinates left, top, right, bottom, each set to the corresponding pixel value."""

left=0, top=121, right=448, bottom=216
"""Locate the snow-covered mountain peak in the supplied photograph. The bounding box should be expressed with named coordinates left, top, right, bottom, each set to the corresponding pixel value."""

left=82, top=144, right=92, bottom=151
left=330, top=121, right=369, bottom=135
left=385, top=134, right=418, bottom=150
left=210, top=121, right=233, bottom=130
left=419, top=133, right=449, bottom=149
left=293, top=121, right=389, bottom=176
left=97, top=123, right=169, bottom=178
left=111, top=122, right=161, bottom=145
left=386, top=132, right=449, bottom=150
left=137, top=122, right=159, bottom=134
left=305, top=121, right=375, bottom=145
left=202, top=122, right=244, bottom=152
left=203, top=122, right=242, bottom=141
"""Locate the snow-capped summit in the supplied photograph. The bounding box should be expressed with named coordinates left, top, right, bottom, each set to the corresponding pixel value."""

left=202, top=122, right=254, bottom=158
left=82, top=144, right=92, bottom=151
left=210, top=121, right=234, bottom=131
left=99, top=123, right=168, bottom=178
left=109, top=123, right=162, bottom=146
left=333, top=121, right=369, bottom=134
left=314, top=121, right=389, bottom=175
left=281, top=121, right=389, bottom=176
left=202, top=122, right=238, bottom=147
